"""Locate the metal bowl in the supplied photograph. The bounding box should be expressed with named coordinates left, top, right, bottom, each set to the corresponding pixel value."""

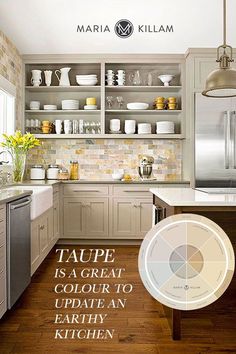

left=138, top=166, right=152, bottom=179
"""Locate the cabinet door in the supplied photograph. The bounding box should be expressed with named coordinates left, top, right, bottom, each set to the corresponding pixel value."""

left=48, top=207, right=54, bottom=244
left=53, top=198, right=60, bottom=241
left=63, top=198, right=85, bottom=238
left=31, top=221, right=40, bottom=275
left=85, top=198, right=109, bottom=238
left=39, top=215, right=49, bottom=254
left=112, top=198, right=136, bottom=238
left=135, top=199, right=153, bottom=238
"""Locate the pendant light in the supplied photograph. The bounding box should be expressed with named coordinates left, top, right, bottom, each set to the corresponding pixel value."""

left=202, top=0, right=236, bottom=98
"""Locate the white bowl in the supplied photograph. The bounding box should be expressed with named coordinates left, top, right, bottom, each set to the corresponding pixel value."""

left=127, top=102, right=149, bottom=110
left=84, top=105, right=97, bottom=110
left=112, top=171, right=124, bottom=180
left=62, top=100, right=79, bottom=110
left=76, top=79, right=98, bottom=86
left=158, top=74, right=175, bottom=86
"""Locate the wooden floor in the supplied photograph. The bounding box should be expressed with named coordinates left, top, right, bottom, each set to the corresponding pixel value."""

left=0, top=246, right=236, bottom=354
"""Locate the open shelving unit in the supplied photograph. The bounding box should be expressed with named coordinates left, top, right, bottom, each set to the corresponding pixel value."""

left=23, top=55, right=185, bottom=139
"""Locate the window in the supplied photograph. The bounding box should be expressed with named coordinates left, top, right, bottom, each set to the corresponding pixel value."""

left=0, top=75, right=16, bottom=162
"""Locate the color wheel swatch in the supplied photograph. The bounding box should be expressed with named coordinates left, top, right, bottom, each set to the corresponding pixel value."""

left=139, top=214, right=235, bottom=310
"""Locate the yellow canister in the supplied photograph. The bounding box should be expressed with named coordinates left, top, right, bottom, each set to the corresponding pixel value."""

left=86, top=97, right=97, bottom=105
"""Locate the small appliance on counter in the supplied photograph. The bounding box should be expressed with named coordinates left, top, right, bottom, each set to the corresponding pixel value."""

left=30, top=165, right=46, bottom=180
left=47, top=164, right=59, bottom=179
left=138, top=155, right=154, bottom=180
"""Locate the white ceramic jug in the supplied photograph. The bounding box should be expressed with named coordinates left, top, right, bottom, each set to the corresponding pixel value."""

left=55, top=67, right=71, bottom=86
left=31, top=70, right=42, bottom=86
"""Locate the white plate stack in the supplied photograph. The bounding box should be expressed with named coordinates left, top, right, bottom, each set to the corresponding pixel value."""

left=106, top=70, right=115, bottom=86
left=138, top=123, right=152, bottom=134
left=43, top=104, right=57, bottom=110
left=76, top=75, right=98, bottom=86
left=62, top=100, right=79, bottom=110
left=156, top=121, right=175, bottom=134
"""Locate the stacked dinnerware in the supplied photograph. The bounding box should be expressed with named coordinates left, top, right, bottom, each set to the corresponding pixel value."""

left=138, top=123, right=152, bottom=134
left=156, top=121, right=175, bottom=134
left=110, top=119, right=121, bottom=133
left=106, top=70, right=115, bottom=86
left=43, top=104, right=57, bottom=110
left=125, top=120, right=136, bottom=134
left=116, top=70, right=126, bottom=86
left=84, top=97, right=97, bottom=110
left=76, top=75, right=98, bottom=86
left=29, top=101, right=40, bottom=110
left=61, top=100, right=79, bottom=110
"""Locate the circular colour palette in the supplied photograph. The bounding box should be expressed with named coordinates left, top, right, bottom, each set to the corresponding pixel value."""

left=138, top=214, right=235, bottom=310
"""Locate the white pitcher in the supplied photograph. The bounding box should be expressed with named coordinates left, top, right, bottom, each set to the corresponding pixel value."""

left=55, top=67, right=71, bottom=86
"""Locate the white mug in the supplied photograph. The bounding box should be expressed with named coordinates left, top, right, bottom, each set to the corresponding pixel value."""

left=55, top=120, right=62, bottom=134
left=107, top=70, right=114, bottom=75
left=117, top=70, right=125, bottom=74
left=44, top=70, right=52, bottom=86
left=64, top=120, right=72, bottom=134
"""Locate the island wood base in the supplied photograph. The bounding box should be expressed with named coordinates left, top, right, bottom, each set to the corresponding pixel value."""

left=153, top=195, right=236, bottom=340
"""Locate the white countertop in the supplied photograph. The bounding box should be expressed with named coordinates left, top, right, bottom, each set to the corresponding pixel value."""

left=150, top=187, right=236, bottom=206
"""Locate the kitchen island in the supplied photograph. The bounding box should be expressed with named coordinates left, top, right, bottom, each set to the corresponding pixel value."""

left=150, top=187, right=236, bottom=340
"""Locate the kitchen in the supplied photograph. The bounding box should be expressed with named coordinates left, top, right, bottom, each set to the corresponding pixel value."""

left=0, top=0, right=236, bottom=353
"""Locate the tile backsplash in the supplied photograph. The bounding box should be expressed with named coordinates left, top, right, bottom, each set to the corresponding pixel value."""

left=0, top=31, right=23, bottom=130
left=27, top=139, right=182, bottom=180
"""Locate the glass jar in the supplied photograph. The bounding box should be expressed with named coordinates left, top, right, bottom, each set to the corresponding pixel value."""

left=70, top=161, right=79, bottom=180
left=58, top=168, right=69, bottom=180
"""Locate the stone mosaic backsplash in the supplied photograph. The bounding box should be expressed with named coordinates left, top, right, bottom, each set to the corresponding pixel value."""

left=27, top=139, right=182, bottom=181
left=0, top=31, right=23, bottom=130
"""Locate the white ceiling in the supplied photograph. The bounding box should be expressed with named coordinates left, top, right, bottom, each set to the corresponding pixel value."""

left=0, top=0, right=235, bottom=54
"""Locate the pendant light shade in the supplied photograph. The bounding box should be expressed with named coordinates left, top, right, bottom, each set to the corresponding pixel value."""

left=202, top=0, right=236, bottom=98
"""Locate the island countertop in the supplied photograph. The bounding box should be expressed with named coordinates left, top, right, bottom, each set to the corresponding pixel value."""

left=150, top=187, right=236, bottom=206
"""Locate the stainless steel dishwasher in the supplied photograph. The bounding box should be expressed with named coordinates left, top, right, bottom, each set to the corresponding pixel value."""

left=7, top=196, right=31, bottom=308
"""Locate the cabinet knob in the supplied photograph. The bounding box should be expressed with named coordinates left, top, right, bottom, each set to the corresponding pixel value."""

left=39, top=225, right=45, bottom=230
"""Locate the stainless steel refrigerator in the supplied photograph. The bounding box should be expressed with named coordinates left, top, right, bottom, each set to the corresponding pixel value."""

left=195, top=93, right=236, bottom=192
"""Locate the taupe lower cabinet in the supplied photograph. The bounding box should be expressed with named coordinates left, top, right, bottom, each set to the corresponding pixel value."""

left=63, top=184, right=109, bottom=239
left=0, top=204, right=6, bottom=318
left=62, top=184, right=157, bottom=240
left=113, top=198, right=152, bottom=238
left=31, top=186, right=60, bottom=275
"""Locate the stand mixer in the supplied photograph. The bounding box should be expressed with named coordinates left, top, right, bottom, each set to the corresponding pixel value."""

left=138, top=155, right=154, bottom=180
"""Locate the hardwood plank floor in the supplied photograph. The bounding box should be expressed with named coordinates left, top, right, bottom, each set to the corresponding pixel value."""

left=0, top=246, right=235, bottom=354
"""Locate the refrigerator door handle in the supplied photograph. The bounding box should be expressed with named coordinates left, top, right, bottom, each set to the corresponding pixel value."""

left=232, top=110, right=236, bottom=169
left=224, top=111, right=231, bottom=169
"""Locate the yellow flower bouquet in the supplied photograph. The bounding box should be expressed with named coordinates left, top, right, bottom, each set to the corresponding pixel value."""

left=1, top=131, right=40, bottom=182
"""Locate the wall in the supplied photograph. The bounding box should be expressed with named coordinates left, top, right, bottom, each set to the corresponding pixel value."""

left=27, top=138, right=182, bottom=180
left=0, top=30, right=23, bottom=129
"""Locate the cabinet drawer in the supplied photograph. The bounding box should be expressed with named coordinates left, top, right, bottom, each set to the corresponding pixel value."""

left=0, top=205, right=6, bottom=222
left=63, top=184, right=109, bottom=196
left=113, top=185, right=154, bottom=197
left=0, top=245, right=5, bottom=274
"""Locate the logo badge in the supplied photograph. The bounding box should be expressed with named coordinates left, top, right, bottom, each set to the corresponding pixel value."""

left=114, top=19, right=134, bottom=38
